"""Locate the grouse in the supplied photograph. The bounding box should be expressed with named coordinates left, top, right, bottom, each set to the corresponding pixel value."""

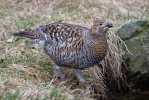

left=13, top=20, right=113, bottom=83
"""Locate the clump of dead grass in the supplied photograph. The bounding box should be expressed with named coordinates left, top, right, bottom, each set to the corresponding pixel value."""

left=101, top=30, right=127, bottom=90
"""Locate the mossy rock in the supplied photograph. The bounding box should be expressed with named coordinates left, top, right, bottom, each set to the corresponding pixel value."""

left=117, top=19, right=149, bottom=90
left=117, top=19, right=148, bottom=40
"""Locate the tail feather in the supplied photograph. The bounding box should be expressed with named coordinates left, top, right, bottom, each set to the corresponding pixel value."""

left=13, top=28, right=45, bottom=40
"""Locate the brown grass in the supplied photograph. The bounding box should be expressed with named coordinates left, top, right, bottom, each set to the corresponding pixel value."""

left=0, top=0, right=149, bottom=100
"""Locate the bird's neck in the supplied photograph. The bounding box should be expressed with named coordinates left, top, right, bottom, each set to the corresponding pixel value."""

left=85, top=30, right=107, bottom=42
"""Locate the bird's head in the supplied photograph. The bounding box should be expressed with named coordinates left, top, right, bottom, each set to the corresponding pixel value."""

left=91, top=19, right=113, bottom=35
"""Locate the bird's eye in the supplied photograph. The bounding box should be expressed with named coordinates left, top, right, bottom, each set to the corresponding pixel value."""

left=99, top=23, right=102, bottom=26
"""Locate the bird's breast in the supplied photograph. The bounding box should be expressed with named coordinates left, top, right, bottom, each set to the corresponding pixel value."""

left=86, top=37, right=108, bottom=63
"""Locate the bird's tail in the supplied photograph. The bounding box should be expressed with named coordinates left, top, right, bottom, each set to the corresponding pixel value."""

left=13, top=28, right=45, bottom=40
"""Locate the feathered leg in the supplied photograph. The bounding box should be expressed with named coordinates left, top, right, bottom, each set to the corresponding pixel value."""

left=53, top=64, right=66, bottom=79
left=74, top=69, right=86, bottom=84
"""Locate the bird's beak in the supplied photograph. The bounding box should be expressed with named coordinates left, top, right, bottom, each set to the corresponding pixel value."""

left=105, top=22, right=113, bottom=28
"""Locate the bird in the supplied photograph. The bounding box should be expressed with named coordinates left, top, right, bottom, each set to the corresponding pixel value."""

left=13, top=19, right=113, bottom=84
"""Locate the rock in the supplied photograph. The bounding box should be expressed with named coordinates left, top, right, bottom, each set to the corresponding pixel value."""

left=117, top=19, right=148, bottom=40
left=117, top=19, right=149, bottom=90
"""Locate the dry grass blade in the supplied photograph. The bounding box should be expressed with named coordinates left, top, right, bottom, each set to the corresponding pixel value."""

left=101, top=30, right=127, bottom=90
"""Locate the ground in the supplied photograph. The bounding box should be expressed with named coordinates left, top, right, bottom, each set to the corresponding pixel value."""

left=0, top=0, right=149, bottom=100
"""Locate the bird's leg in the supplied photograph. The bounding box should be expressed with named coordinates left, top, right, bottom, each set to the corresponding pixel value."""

left=53, top=64, right=66, bottom=80
left=74, top=69, right=86, bottom=84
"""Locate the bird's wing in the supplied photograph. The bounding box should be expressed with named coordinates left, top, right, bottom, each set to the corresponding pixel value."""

left=36, top=23, right=89, bottom=44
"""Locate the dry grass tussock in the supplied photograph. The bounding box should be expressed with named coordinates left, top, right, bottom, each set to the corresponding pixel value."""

left=0, top=0, right=149, bottom=100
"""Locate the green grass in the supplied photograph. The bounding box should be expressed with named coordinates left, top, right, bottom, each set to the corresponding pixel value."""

left=0, top=89, right=21, bottom=100
left=14, top=17, right=35, bottom=29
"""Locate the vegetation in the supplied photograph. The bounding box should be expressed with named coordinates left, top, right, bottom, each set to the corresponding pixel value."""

left=0, top=0, right=148, bottom=100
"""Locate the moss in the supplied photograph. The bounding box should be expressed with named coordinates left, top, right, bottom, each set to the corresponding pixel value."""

left=117, top=19, right=149, bottom=40
left=125, top=34, right=149, bottom=71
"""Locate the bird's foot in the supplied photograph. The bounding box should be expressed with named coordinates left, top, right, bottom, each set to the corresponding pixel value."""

left=74, top=69, right=90, bottom=87
left=53, top=64, right=67, bottom=80
left=79, top=80, right=89, bottom=87
left=60, top=74, right=67, bottom=80
left=78, top=81, right=91, bottom=89
left=54, top=72, right=67, bottom=80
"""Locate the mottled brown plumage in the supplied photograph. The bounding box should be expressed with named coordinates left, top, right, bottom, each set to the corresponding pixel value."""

left=13, top=20, right=113, bottom=83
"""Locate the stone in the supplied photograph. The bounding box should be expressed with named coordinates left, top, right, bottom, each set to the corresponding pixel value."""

left=117, top=19, right=149, bottom=90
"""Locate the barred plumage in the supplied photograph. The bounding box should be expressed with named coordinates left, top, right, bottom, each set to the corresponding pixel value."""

left=13, top=20, right=113, bottom=83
